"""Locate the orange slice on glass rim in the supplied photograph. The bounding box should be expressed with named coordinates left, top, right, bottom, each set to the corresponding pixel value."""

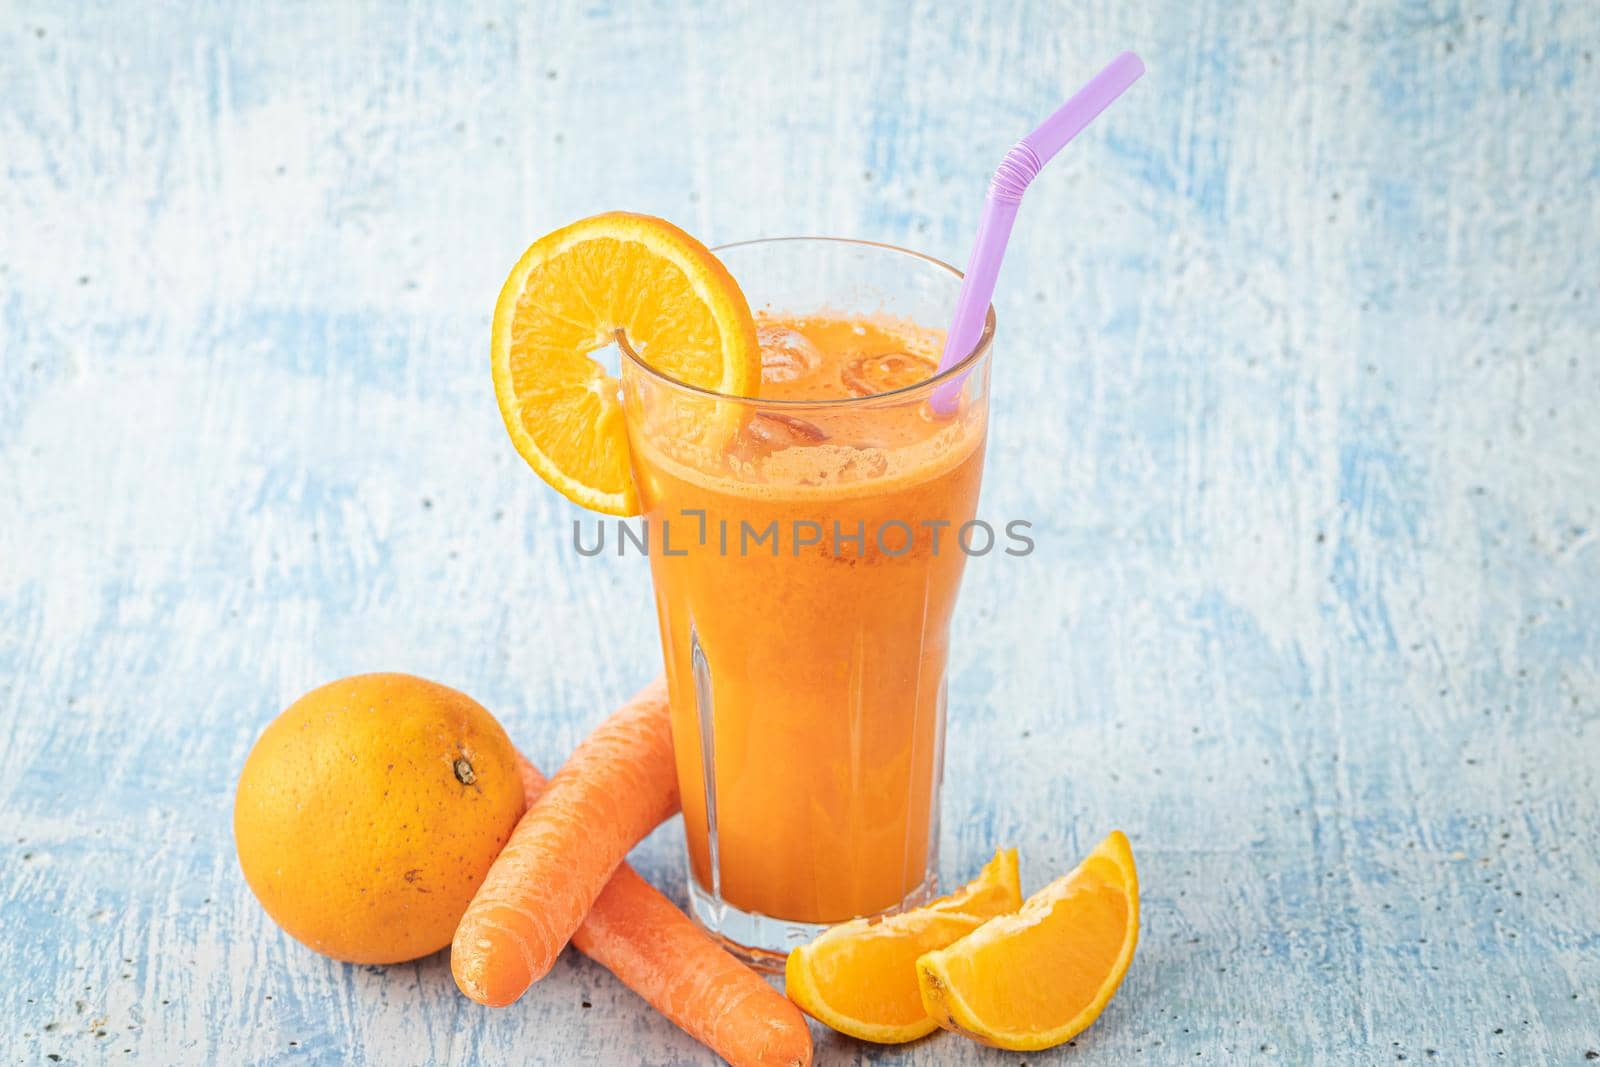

left=490, top=212, right=760, bottom=515
left=917, top=830, right=1139, bottom=1051
left=784, top=849, right=1022, bottom=1044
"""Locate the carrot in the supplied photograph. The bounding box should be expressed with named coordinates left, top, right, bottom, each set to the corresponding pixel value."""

left=511, top=753, right=813, bottom=1067
left=452, top=676, right=680, bottom=1004
left=572, top=862, right=812, bottom=1066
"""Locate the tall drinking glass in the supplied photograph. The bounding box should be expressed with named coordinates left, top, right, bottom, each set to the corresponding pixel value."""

left=620, top=238, right=995, bottom=966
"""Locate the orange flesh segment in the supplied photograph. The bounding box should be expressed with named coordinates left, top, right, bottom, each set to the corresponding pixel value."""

left=917, top=831, right=1139, bottom=1052
left=784, top=849, right=1021, bottom=1044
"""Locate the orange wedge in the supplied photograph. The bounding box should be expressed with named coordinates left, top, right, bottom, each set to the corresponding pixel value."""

left=784, top=849, right=1021, bottom=1044
left=917, top=830, right=1139, bottom=1051
left=490, top=212, right=760, bottom=515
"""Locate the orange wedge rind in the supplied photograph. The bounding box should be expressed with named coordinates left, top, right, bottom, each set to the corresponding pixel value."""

left=784, top=849, right=1021, bottom=1044
left=916, top=830, right=1139, bottom=1052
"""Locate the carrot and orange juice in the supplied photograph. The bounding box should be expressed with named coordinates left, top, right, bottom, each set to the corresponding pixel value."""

left=625, top=302, right=991, bottom=934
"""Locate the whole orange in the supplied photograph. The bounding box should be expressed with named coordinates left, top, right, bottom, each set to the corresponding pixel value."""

left=233, top=673, right=527, bottom=964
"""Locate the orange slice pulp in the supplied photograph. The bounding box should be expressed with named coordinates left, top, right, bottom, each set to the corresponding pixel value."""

left=490, top=212, right=760, bottom=515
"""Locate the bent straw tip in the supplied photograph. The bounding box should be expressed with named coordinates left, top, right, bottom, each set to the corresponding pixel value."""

left=990, top=142, right=1044, bottom=203
left=933, top=50, right=1146, bottom=382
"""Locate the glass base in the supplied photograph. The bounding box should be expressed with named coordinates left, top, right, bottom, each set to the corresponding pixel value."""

left=686, top=873, right=941, bottom=973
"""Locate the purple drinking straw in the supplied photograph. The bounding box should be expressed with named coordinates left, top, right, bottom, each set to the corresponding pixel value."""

left=932, top=51, right=1145, bottom=412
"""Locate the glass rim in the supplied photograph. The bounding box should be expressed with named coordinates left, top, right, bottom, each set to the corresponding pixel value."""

left=616, top=236, right=996, bottom=408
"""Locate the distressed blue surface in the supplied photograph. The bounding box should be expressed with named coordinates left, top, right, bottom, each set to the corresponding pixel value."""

left=3, top=2, right=1598, bottom=1064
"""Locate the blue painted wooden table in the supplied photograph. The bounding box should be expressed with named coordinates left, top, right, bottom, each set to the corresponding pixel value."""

left=4, top=2, right=1597, bottom=1063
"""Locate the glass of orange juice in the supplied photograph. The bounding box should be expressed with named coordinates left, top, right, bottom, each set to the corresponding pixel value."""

left=620, top=238, right=995, bottom=966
